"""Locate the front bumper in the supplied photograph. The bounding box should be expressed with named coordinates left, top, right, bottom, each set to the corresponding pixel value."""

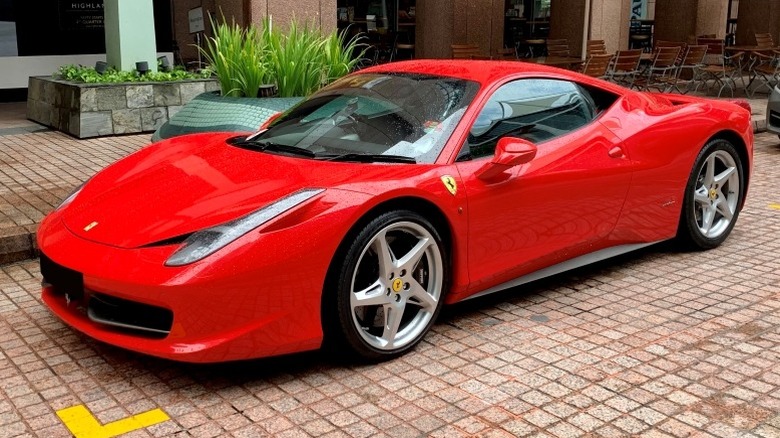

left=37, top=213, right=338, bottom=363
left=766, top=85, right=780, bottom=135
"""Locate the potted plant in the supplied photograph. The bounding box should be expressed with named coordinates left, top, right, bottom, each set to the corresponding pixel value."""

left=27, top=61, right=217, bottom=138
left=152, top=16, right=365, bottom=142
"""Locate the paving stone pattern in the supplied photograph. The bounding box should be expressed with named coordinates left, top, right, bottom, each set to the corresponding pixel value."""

left=0, top=122, right=149, bottom=263
left=0, top=134, right=778, bottom=437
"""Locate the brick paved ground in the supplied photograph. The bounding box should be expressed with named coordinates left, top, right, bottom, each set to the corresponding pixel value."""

left=0, top=102, right=149, bottom=263
left=0, top=122, right=778, bottom=436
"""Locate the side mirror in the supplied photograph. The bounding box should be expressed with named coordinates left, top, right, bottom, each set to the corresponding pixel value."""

left=475, top=137, right=537, bottom=181
left=260, top=112, right=282, bottom=130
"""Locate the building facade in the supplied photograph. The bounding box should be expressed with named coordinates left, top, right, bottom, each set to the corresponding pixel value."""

left=1, top=0, right=778, bottom=98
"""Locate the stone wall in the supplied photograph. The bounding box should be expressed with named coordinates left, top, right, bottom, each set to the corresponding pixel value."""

left=26, top=77, right=220, bottom=138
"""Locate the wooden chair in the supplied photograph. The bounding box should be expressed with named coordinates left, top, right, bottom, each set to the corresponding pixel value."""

left=655, top=40, right=686, bottom=62
left=545, top=39, right=570, bottom=57
left=581, top=53, right=613, bottom=78
left=638, top=45, right=682, bottom=91
left=606, top=49, right=643, bottom=88
left=744, top=33, right=780, bottom=96
left=755, top=32, right=774, bottom=48
left=671, top=44, right=708, bottom=94
left=742, top=33, right=776, bottom=93
left=747, top=50, right=780, bottom=96
left=586, top=39, right=607, bottom=56
left=451, top=44, right=482, bottom=59
left=495, top=47, right=517, bottom=60
left=697, top=38, right=744, bottom=97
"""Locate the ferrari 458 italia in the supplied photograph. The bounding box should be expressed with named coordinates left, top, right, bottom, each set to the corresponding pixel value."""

left=38, top=60, right=753, bottom=363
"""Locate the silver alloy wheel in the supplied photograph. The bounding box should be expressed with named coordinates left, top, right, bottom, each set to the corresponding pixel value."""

left=349, top=221, right=443, bottom=351
left=693, top=150, right=740, bottom=239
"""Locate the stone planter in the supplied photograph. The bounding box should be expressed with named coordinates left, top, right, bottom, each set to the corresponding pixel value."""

left=26, top=76, right=220, bottom=138
left=152, top=91, right=302, bottom=142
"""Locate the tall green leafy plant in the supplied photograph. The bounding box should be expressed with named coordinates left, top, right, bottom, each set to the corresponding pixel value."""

left=260, top=17, right=366, bottom=97
left=199, top=17, right=270, bottom=97
left=321, top=29, right=364, bottom=84
left=201, top=15, right=365, bottom=98
left=261, top=19, right=321, bottom=97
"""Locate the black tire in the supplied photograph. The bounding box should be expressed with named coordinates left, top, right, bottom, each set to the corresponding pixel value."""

left=325, top=210, right=449, bottom=361
left=677, top=138, right=745, bottom=250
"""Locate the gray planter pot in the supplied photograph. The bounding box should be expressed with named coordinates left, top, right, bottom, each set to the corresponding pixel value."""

left=151, top=91, right=303, bottom=142
left=26, top=76, right=220, bottom=138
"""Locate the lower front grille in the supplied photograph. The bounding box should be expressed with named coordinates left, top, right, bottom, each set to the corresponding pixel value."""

left=88, top=293, right=173, bottom=338
left=40, top=252, right=84, bottom=301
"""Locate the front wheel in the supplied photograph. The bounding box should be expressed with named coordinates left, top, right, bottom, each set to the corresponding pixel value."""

left=677, top=138, right=745, bottom=249
left=329, top=210, right=448, bottom=361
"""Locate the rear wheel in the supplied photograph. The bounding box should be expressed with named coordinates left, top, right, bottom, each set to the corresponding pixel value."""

left=330, top=210, right=447, bottom=361
left=677, top=138, right=744, bottom=249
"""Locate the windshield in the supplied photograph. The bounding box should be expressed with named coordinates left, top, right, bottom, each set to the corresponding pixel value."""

left=250, top=73, right=480, bottom=163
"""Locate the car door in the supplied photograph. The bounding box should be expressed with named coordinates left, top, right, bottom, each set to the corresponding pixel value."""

left=454, top=78, right=633, bottom=294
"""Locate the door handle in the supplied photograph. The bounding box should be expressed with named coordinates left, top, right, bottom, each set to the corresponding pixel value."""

left=608, top=146, right=626, bottom=159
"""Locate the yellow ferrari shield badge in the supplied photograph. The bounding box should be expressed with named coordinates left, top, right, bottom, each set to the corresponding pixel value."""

left=83, top=221, right=98, bottom=232
left=392, top=278, right=403, bottom=293
left=441, top=175, right=457, bottom=196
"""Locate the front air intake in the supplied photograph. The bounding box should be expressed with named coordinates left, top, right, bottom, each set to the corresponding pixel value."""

left=88, top=293, right=173, bottom=338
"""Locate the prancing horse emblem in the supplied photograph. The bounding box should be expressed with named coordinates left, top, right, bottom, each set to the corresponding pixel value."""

left=83, top=221, right=98, bottom=232
left=441, top=175, right=457, bottom=196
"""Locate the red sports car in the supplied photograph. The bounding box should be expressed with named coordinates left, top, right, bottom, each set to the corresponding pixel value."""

left=38, top=60, right=753, bottom=363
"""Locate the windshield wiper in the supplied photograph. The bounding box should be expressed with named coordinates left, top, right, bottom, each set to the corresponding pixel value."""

left=229, top=137, right=316, bottom=158
left=318, top=153, right=417, bottom=164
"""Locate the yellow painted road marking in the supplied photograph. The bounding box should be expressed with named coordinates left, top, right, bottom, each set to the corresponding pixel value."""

left=56, top=405, right=169, bottom=438
left=769, top=203, right=780, bottom=210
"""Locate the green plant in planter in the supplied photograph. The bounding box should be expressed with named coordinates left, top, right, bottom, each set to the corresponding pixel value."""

left=56, top=64, right=211, bottom=84
left=199, top=17, right=271, bottom=97
left=261, top=18, right=366, bottom=97
left=201, top=16, right=366, bottom=98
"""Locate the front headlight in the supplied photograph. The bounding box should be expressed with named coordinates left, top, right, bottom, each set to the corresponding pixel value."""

left=165, top=188, right=324, bottom=267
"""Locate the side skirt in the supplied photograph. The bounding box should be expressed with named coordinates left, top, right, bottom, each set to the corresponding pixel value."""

left=464, top=241, right=664, bottom=301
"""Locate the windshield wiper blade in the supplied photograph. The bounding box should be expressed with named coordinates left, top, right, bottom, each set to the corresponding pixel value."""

left=230, top=138, right=316, bottom=158
left=318, top=153, right=417, bottom=164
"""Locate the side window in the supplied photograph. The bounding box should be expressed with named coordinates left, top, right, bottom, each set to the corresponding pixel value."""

left=461, top=79, right=598, bottom=160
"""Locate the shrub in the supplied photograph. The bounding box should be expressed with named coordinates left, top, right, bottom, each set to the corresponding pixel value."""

left=198, top=17, right=271, bottom=97
left=202, top=16, right=366, bottom=98
left=56, top=64, right=211, bottom=84
left=262, top=18, right=365, bottom=97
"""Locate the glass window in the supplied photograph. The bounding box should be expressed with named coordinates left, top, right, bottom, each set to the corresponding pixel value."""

left=254, top=73, right=479, bottom=163
left=461, top=78, right=597, bottom=160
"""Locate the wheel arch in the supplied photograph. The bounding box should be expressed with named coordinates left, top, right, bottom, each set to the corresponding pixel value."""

left=710, top=129, right=750, bottom=209
left=320, top=196, right=454, bottom=343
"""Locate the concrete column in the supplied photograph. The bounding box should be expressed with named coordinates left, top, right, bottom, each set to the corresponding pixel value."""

left=588, top=0, right=632, bottom=53
left=735, top=0, right=780, bottom=45
left=696, top=0, right=728, bottom=38
left=549, top=0, right=587, bottom=57
left=416, top=0, right=456, bottom=58
left=214, top=0, right=246, bottom=23
left=247, top=0, right=336, bottom=33
left=417, top=0, right=503, bottom=58
left=655, top=0, right=728, bottom=43
left=653, top=0, right=697, bottom=43
left=104, top=0, right=158, bottom=71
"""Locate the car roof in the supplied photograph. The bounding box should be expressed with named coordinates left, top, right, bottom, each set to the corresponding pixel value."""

left=359, top=60, right=628, bottom=94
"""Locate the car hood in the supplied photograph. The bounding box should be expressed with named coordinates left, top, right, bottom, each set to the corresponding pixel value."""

left=61, top=133, right=405, bottom=248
